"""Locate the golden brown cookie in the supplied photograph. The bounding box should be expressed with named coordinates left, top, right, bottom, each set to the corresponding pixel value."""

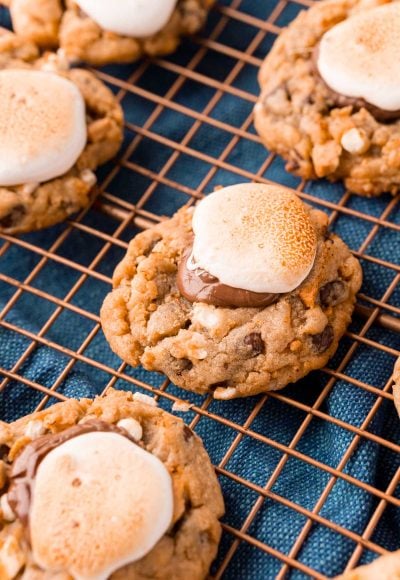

left=2, top=0, right=215, bottom=66
left=254, top=0, right=400, bottom=197
left=0, top=388, right=224, bottom=579
left=101, top=184, right=363, bottom=399
left=0, top=29, right=123, bottom=234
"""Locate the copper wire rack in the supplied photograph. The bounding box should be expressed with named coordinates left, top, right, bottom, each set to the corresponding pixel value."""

left=0, top=1, right=400, bottom=578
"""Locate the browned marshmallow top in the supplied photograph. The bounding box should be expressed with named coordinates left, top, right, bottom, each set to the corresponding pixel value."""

left=316, top=3, right=400, bottom=118
left=7, top=419, right=173, bottom=579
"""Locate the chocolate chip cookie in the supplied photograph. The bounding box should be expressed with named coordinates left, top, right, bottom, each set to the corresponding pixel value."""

left=0, top=28, right=123, bottom=234
left=101, top=183, right=363, bottom=399
left=0, top=388, right=224, bottom=579
left=2, top=0, right=215, bottom=66
left=254, top=0, right=400, bottom=197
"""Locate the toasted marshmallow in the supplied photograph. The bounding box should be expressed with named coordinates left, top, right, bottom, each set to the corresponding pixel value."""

left=30, top=432, right=173, bottom=579
left=317, top=3, right=400, bottom=111
left=0, top=70, right=86, bottom=187
left=190, top=184, right=317, bottom=294
left=75, top=0, right=178, bottom=38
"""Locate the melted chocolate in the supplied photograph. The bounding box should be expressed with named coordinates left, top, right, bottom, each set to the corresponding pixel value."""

left=8, top=420, right=135, bottom=527
left=312, top=45, right=400, bottom=123
left=177, top=249, right=279, bottom=308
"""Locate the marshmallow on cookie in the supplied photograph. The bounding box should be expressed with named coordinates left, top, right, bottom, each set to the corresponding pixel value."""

left=7, top=421, right=173, bottom=579
left=317, top=2, right=400, bottom=114
left=0, top=69, right=87, bottom=187
left=74, top=0, right=178, bottom=38
left=178, top=184, right=318, bottom=308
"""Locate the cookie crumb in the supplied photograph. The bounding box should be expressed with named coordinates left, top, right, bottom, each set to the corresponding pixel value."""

left=172, top=401, right=191, bottom=413
left=24, top=420, right=45, bottom=439
left=117, top=418, right=143, bottom=441
left=80, top=168, right=97, bottom=187
left=192, top=303, right=222, bottom=332
left=214, top=387, right=238, bottom=400
left=341, top=128, right=370, bottom=154
left=133, top=392, right=158, bottom=407
left=290, top=339, right=302, bottom=352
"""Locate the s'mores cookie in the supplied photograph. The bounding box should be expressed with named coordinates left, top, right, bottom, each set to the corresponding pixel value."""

left=2, top=0, right=215, bottom=66
left=0, top=29, right=123, bottom=234
left=254, top=0, right=400, bottom=197
left=101, top=183, right=362, bottom=399
left=0, top=388, right=224, bottom=579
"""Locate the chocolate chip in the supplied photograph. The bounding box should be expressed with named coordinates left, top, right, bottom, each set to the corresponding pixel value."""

left=168, top=513, right=187, bottom=537
left=311, top=325, right=334, bottom=354
left=319, top=280, right=346, bottom=308
left=287, top=159, right=300, bottom=172
left=175, top=358, right=193, bottom=376
left=244, top=333, right=265, bottom=356
left=286, top=151, right=303, bottom=173
left=183, top=425, right=193, bottom=441
left=181, top=359, right=193, bottom=371
left=59, top=199, right=75, bottom=212
left=168, top=497, right=192, bottom=537
left=0, top=445, right=9, bottom=460
left=0, top=204, right=26, bottom=229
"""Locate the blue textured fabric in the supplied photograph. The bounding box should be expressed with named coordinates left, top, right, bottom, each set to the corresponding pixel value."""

left=0, top=1, right=399, bottom=578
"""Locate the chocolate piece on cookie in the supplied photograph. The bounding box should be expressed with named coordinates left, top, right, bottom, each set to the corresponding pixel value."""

left=2, top=0, right=215, bottom=66
left=101, top=183, right=362, bottom=399
left=254, top=0, right=400, bottom=197
left=0, top=29, right=123, bottom=234
left=0, top=388, right=224, bottom=579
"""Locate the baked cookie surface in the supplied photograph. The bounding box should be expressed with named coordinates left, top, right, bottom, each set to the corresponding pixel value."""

left=0, top=29, right=123, bottom=234
left=0, top=388, right=224, bottom=579
left=3, top=0, right=214, bottom=66
left=335, top=550, right=400, bottom=579
left=254, top=0, right=400, bottom=197
left=101, top=185, right=362, bottom=399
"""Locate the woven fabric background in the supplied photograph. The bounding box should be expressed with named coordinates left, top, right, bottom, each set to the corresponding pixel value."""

left=0, top=1, right=399, bottom=579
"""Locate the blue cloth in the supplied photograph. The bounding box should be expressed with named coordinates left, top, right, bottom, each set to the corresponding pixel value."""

left=0, top=1, right=399, bottom=578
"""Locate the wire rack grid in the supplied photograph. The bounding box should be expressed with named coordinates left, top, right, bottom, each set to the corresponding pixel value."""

left=0, top=1, right=399, bottom=578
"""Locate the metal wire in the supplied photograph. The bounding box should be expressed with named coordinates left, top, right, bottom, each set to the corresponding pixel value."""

left=0, top=1, right=399, bottom=578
